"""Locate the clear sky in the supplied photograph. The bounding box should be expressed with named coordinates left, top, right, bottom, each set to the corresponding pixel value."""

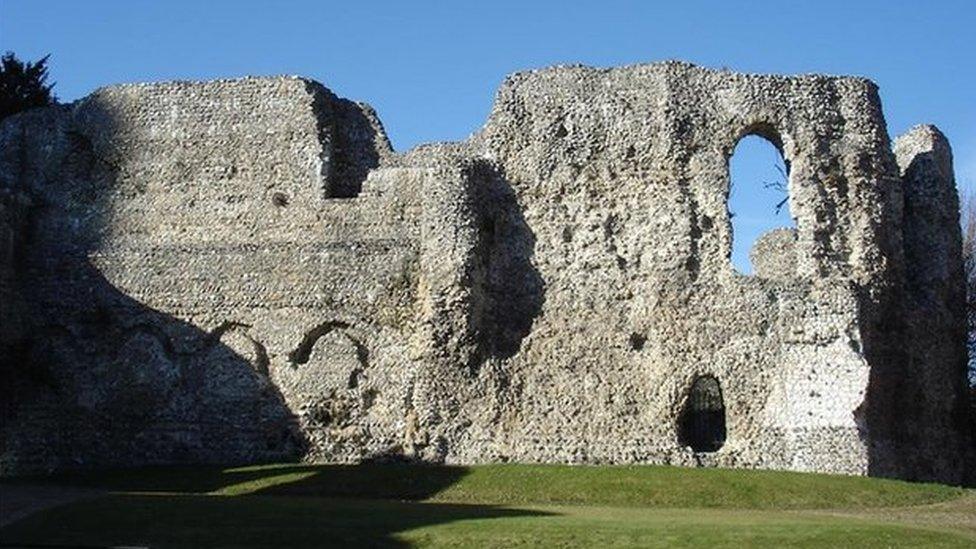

left=2, top=0, right=973, bottom=271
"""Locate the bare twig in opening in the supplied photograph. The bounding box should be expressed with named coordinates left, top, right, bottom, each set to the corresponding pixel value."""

left=762, top=162, right=790, bottom=215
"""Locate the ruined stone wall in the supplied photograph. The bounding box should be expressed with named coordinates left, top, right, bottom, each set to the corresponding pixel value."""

left=894, top=126, right=972, bottom=481
left=0, top=63, right=969, bottom=483
left=0, top=77, right=422, bottom=471
left=418, top=64, right=898, bottom=474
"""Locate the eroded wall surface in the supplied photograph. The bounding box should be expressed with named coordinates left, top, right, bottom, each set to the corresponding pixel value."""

left=0, top=63, right=969, bottom=482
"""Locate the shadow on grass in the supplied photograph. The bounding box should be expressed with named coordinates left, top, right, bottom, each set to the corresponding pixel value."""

left=0, top=464, right=552, bottom=548
left=29, top=463, right=480, bottom=499
left=0, top=493, right=548, bottom=548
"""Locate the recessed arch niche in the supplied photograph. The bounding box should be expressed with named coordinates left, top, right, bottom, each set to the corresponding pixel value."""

left=678, top=375, right=727, bottom=453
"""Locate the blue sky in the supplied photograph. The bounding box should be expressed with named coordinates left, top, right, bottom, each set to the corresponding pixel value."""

left=2, top=0, right=973, bottom=271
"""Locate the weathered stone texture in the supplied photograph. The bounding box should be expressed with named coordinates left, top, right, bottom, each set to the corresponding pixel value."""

left=750, top=228, right=797, bottom=281
left=0, top=63, right=969, bottom=483
left=893, top=125, right=973, bottom=481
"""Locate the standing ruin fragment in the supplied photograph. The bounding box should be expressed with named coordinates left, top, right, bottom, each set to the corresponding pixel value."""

left=0, top=62, right=970, bottom=483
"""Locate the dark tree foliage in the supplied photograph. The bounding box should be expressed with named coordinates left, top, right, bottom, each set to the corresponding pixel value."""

left=962, top=193, right=976, bottom=436
left=0, top=52, right=57, bottom=121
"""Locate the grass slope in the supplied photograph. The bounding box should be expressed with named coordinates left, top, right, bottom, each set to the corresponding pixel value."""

left=1, top=463, right=973, bottom=548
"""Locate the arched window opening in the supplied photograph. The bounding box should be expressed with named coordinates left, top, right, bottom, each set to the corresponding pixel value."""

left=678, top=375, right=727, bottom=453
left=728, top=134, right=795, bottom=274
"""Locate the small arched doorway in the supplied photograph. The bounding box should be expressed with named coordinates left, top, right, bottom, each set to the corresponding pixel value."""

left=678, top=375, right=727, bottom=452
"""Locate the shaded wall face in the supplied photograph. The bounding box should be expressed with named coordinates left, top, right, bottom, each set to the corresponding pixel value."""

left=0, top=79, right=417, bottom=472
left=892, top=126, right=972, bottom=483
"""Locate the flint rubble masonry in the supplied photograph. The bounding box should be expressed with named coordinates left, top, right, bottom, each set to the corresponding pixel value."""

left=0, top=63, right=970, bottom=483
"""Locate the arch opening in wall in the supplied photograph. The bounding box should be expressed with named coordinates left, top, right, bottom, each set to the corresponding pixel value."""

left=678, top=375, right=727, bottom=453
left=727, top=131, right=796, bottom=275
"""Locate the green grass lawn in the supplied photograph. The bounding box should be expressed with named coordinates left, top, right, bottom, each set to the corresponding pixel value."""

left=2, top=463, right=974, bottom=548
